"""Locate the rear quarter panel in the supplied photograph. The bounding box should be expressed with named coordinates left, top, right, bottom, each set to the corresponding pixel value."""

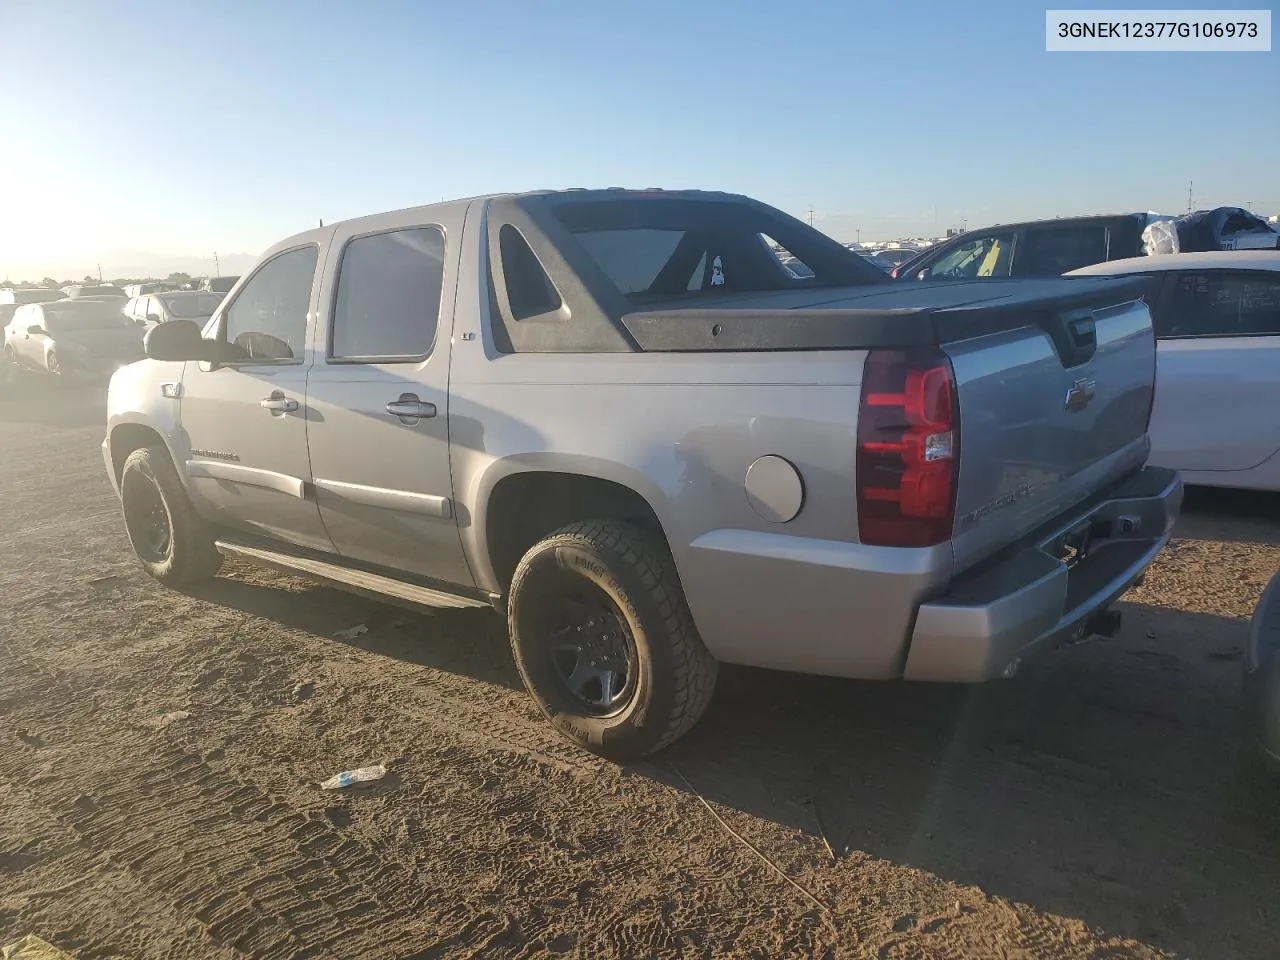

left=448, top=215, right=909, bottom=672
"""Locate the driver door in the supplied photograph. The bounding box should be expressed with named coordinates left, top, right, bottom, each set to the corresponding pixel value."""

left=178, top=243, right=334, bottom=553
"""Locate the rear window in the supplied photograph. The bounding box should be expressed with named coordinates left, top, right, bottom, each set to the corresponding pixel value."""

left=44, top=302, right=131, bottom=331
left=10, top=289, right=62, bottom=305
left=547, top=197, right=882, bottom=301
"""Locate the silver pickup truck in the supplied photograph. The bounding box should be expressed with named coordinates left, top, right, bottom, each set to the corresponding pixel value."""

left=103, top=189, right=1182, bottom=759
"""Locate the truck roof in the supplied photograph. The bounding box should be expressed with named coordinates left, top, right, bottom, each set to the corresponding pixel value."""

left=263, top=188, right=750, bottom=257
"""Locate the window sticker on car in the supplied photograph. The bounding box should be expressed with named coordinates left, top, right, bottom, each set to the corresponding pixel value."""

left=710, top=256, right=726, bottom=287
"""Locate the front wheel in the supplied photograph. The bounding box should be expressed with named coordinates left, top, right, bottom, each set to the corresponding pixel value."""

left=119, top=446, right=223, bottom=586
left=507, top=520, right=718, bottom=760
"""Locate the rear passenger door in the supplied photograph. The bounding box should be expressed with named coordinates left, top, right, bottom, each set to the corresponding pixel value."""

left=1017, top=223, right=1109, bottom=275
left=1149, top=269, right=1280, bottom=472
left=305, top=211, right=473, bottom=588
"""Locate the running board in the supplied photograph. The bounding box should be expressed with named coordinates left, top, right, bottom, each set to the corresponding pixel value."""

left=215, top=540, right=490, bottom=611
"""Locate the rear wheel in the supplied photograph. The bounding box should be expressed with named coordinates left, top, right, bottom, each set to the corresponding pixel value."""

left=119, top=446, right=223, bottom=586
left=507, top=520, right=718, bottom=760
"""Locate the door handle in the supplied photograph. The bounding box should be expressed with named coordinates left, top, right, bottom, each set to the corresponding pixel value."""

left=385, top=393, right=437, bottom=421
left=259, top=392, right=299, bottom=413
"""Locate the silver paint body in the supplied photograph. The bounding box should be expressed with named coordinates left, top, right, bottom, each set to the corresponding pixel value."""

left=104, top=194, right=1180, bottom=683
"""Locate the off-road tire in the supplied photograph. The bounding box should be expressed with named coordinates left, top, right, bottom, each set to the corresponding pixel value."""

left=120, top=445, right=223, bottom=586
left=507, top=520, right=718, bottom=760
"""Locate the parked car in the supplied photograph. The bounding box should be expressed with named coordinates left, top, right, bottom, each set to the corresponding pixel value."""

left=104, top=188, right=1180, bottom=759
left=2, top=294, right=59, bottom=334
left=124, top=291, right=225, bottom=327
left=201, top=275, right=240, bottom=294
left=122, top=282, right=181, bottom=298
left=60, top=283, right=128, bottom=300
left=891, top=213, right=1150, bottom=280
left=868, top=247, right=921, bottom=272
left=4, top=299, right=145, bottom=378
left=1068, top=252, right=1280, bottom=490
left=780, top=256, right=814, bottom=278
left=0, top=287, right=63, bottom=307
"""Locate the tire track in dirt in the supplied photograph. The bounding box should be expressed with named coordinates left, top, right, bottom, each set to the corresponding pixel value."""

left=1, top=727, right=460, bottom=959
left=0, top=777, right=247, bottom=960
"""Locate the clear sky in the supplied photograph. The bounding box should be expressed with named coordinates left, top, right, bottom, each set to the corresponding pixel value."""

left=1, top=0, right=1276, bottom=279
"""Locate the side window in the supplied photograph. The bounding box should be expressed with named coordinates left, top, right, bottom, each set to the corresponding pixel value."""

left=331, top=227, right=446, bottom=361
left=926, top=233, right=1014, bottom=279
left=572, top=228, right=685, bottom=295
left=1022, top=225, right=1108, bottom=274
left=223, top=246, right=318, bottom=362
left=498, top=225, right=563, bottom=320
left=1159, top=271, right=1280, bottom=338
left=761, top=234, right=814, bottom=281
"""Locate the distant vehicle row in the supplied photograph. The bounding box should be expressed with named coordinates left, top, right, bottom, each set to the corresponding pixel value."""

left=1, top=290, right=224, bottom=385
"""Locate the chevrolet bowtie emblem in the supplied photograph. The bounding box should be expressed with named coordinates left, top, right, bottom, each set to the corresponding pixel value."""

left=1064, top=378, right=1097, bottom=413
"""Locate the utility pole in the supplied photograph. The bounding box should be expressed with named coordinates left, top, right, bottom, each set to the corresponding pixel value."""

left=1187, top=180, right=1193, bottom=213
left=856, top=228, right=861, bottom=244
left=807, top=206, right=815, bottom=228
left=97, top=263, right=102, bottom=282
left=213, top=251, right=221, bottom=275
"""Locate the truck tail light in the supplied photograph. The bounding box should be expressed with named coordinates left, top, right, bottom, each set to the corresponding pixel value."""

left=856, top=348, right=959, bottom=547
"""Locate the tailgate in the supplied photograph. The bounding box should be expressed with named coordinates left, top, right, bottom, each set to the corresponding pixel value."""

left=937, top=278, right=1156, bottom=574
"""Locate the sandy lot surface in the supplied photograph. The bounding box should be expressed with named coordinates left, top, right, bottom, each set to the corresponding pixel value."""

left=2, top=379, right=1279, bottom=960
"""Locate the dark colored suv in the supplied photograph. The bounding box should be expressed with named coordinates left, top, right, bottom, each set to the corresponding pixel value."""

left=892, top=213, right=1148, bottom=281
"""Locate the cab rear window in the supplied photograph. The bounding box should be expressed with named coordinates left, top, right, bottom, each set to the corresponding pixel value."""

left=547, top=198, right=882, bottom=301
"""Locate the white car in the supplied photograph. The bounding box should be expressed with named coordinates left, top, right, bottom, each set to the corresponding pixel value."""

left=123, top=291, right=225, bottom=328
left=1069, top=251, right=1280, bottom=490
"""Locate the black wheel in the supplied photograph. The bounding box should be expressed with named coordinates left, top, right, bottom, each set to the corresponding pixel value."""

left=119, top=446, right=223, bottom=586
left=507, top=520, right=718, bottom=760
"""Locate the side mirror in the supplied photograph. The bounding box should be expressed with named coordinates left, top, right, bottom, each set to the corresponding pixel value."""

left=916, top=269, right=931, bottom=281
left=143, top=319, right=215, bottom=362
left=146, top=313, right=161, bottom=323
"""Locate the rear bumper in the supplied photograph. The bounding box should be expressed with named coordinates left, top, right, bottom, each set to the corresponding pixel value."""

left=902, top=466, right=1183, bottom=682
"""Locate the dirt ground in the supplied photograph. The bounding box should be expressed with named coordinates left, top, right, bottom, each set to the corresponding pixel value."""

left=2, top=379, right=1278, bottom=960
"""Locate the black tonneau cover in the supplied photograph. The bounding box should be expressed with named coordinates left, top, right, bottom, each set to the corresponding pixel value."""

left=620, top=276, right=1149, bottom=352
